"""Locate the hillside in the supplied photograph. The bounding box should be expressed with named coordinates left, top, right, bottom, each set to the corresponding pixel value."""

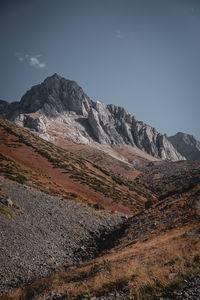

left=0, top=177, right=124, bottom=293
left=0, top=118, right=200, bottom=299
left=2, top=161, right=200, bottom=299
left=0, top=118, right=156, bottom=215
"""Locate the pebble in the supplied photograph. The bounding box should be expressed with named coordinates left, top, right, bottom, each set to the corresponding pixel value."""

left=0, top=178, right=124, bottom=294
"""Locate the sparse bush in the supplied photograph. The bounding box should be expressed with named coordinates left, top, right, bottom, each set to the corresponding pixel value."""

left=193, top=254, right=200, bottom=263
left=101, top=275, right=129, bottom=291
left=145, top=199, right=153, bottom=209
left=93, top=203, right=105, bottom=210
left=88, top=263, right=101, bottom=276
left=6, top=174, right=27, bottom=184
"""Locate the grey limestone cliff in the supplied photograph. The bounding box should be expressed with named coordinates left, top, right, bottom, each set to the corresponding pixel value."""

left=0, top=74, right=185, bottom=161
left=169, top=132, right=200, bottom=161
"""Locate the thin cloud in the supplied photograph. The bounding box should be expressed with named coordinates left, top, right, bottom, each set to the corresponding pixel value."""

left=115, top=30, right=123, bottom=39
left=18, top=57, right=24, bottom=62
left=15, top=53, right=46, bottom=68
left=29, top=57, right=46, bottom=68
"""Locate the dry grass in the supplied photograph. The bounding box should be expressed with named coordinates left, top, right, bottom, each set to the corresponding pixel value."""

left=2, top=223, right=200, bottom=300
left=1, top=119, right=200, bottom=299
left=0, top=118, right=152, bottom=214
left=0, top=204, right=13, bottom=218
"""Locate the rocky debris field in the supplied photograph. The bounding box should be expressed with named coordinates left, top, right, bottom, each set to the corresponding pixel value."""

left=0, top=178, right=124, bottom=294
left=135, top=160, right=200, bottom=197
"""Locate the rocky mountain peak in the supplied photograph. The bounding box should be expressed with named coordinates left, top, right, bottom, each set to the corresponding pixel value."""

left=19, top=74, right=93, bottom=117
left=0, top=74, right=186, bottom=161
left=169, top=132, right=200, bottom=161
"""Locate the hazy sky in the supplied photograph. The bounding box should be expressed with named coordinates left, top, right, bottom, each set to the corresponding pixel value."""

left=0, top=0, right=200, bottom=139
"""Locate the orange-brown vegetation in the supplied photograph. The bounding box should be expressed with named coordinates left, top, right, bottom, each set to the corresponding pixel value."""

left=3, top=195, right=200, bottom=299
left=1, top=118, right=200, bottom=299
left=0, top=119, right=155, bottom=215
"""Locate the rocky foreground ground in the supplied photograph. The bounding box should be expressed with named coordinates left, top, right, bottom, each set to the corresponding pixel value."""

left=0, top=178, right=124, bottom=294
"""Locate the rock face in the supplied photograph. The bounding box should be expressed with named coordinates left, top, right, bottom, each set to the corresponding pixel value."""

left=0, top=196, right=13, bottom=207
left=169, top=132, right=200, bottom=161
left=0, top=74, right=185, bottom=161
left=0, top=100, right=9, bottom=117
left=2, top=74, right=93, bottom=119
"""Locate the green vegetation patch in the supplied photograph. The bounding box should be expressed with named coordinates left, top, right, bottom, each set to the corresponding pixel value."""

left=5, top=174, right=27, bottom=184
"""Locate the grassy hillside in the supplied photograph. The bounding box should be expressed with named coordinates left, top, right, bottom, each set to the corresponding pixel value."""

left=1, top=118, right=200, bottom=299
left=0, top=118, right=155, bottom=215
left=3, top=184, right=200, bottom=299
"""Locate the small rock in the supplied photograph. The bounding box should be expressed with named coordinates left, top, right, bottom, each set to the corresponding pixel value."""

left=0, top=196, right=13, bottom=207
left=184, top=291, right=189, bottom=298
left=169, top=272, right=177, bottom=279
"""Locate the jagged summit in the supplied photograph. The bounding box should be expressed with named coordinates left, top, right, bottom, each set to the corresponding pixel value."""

left=169, top=132, right=200, bottom=161
left=19, top=74, right=93, bottom=117
left=0, top=74, right=185, bottom=161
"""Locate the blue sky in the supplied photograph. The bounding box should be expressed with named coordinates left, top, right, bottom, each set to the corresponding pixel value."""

left=0, top=0, right=200, bottom=139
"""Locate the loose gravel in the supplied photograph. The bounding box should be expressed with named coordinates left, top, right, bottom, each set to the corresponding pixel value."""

left=0, top=178, right=124, bottom=293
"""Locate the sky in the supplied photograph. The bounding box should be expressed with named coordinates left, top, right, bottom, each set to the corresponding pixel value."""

left=0, top=0, right=200, bottom=139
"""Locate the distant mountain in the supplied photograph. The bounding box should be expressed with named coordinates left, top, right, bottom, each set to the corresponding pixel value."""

left=169, top=132, right=200, bottom=161
left=0, top=99, right=9, bottom=117
left=0, top=73, right=185, bottom=161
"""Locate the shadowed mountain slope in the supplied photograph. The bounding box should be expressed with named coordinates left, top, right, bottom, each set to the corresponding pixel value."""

left=169, top=132, right=200, bottom=161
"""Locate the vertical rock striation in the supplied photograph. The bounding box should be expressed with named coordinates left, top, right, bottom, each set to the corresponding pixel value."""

left=169, top=132, right=200, bottom=161
left=0, top=74, right=185, bottom=161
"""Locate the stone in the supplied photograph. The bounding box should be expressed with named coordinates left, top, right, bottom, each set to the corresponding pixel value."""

left=0, top=74, right=187, bottom=161
left=15, top=114, right=46, bottom=132
left=0, top=196, right=13, bottom=207
left=169, top=272, right=177, bottom=279
left=169, top=132, right=200, bottom=161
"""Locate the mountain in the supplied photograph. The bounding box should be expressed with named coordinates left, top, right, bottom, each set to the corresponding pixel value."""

left=0, top=99, right=9, bottom=117
left=1, top=118, right=199, bottom=299
left=0, top=73, right=185, bottom=161
left=0, top=118, right=157, bottom=215
left=169, top=132, right=200, bottom=161
left=0, top=118, right=200, bottom=299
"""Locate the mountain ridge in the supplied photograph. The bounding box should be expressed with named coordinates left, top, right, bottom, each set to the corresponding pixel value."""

left=169, top=132, right=200, bottom=161
left=0, top=73, right=185, bottom=161
left=0, top=96, right=200, bottom=300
